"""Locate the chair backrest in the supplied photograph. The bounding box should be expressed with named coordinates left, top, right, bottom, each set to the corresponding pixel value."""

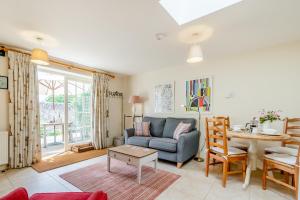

left=283, top=118, right=300, bottom=144
left=297, top=147, right=300, bottom=167
left=282, top=118, right=300, bottom=167
left=205, top=117, right=229, bottom=155
left=213, top=115, right=230, bottom=129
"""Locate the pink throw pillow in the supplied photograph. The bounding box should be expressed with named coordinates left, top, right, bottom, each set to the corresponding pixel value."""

left=173, top=122, right=191, bottom=140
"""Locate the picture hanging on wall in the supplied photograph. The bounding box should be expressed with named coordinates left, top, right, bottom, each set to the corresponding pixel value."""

left=154, top=82, right=174, bottom=113
left=185, top=77, right=212, bottom=113
left=0, top=76, right=8, bottom=89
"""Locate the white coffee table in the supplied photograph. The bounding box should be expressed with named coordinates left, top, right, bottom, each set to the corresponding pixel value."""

left=107, top=145, right=158, bottom=184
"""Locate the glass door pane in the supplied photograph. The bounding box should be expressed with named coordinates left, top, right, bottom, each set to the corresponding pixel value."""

left=38, top=70, right=65, bottom=157
left=67, top=79, right=92, bottom=145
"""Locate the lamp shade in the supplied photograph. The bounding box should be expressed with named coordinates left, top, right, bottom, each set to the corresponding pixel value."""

left=31, top=48, right=49, bottom=65
left=186, top=44, right=203, bottom=63
left=128, top=96, right=142, bottom=103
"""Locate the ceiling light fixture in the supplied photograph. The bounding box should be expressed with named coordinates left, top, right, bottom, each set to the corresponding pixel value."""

left=30, top=37, right=49, bottom=65
left=187, top=44, right=203, bottom=64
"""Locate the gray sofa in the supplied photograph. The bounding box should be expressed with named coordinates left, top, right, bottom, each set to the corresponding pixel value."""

left=124, top=117, right=200, bottom=168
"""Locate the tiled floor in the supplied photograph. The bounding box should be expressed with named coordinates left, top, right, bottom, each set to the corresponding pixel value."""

left=0, top=156, right=295, bottom=200
left=42, top=143, right=64, bottom=158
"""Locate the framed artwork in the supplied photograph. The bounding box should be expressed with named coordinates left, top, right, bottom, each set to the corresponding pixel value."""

left=154, top=82, right=174, bottom=113
left=185, top=77, right=212, bottom=113
left=0, top=76, right=8, bottom=89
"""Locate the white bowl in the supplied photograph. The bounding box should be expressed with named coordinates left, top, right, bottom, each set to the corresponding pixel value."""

left=262, top=128, right=279, bottom=135
left=232, top=125, right=243, bottom=131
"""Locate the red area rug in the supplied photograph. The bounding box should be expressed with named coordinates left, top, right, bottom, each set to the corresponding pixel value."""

left=60, top=159, right=180, bottom=200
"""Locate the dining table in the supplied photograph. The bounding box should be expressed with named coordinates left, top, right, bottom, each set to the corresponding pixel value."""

left=227, top=130, right=291, bottom=189
left=42, top=122, right=65, bottom=148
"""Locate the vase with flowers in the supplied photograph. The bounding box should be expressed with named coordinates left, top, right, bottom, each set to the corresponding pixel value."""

left=259, top=109, right=282, bottom=130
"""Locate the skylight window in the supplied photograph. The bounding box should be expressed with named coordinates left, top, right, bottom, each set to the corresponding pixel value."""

left=159, top=0, right=243, bottom=25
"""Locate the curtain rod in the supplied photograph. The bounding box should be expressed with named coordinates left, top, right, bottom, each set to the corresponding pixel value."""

left=0, top=46, right=115, bottom=79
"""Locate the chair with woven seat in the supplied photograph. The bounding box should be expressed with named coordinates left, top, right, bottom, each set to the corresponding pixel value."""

left=214, top=115, right=249, bottom=151
left=265, top=118, right=300, bottom=156
left=205, top=117, right=248, bottom=187
left=262, top=141, right=299, bottom=199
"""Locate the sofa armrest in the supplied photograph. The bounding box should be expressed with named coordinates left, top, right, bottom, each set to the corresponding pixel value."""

left=87, top=191, right=108, bottom=200
left=0, top=187, right=29, bottom=200
left=177, top=130, right=200, bottom=163
left=124, top=128, right=135, bottom=144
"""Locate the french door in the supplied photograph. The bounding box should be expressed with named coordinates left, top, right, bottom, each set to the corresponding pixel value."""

left=65, top=77, right=92, bottom=150
left=38, top=67, right=92, bottom=155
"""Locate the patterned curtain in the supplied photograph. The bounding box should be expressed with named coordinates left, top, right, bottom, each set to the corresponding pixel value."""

left=91, top=73, right=110, bottom=149
left=7, top=51, right=41, bottom=168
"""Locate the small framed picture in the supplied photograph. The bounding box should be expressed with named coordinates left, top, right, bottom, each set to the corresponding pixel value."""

left=0, top=76, right=8, bottom=89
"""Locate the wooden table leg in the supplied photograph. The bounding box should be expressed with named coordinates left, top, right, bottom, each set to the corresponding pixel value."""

left=107, top=155, right=111, bottom=172
left=62, top=124, right=64, bottom=142
left=154, top=158, right=158, bottom=172
left=54, top=125, right=56, bottom=144
left=243, top=140, right=258, bottom=189
left=43, top=125, right=47, bottom=148
left=137, top=164, right=142, bottom=184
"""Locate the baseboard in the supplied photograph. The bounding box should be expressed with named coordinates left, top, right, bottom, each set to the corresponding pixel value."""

left=0, top=164, right=8, bottom=172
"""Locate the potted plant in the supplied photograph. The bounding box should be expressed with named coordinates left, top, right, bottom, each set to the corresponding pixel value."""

left=259, top=109, right=282, bottom=129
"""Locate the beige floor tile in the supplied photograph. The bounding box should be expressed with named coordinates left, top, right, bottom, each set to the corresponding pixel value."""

left=156, top=187, right=200, bottom=200
left=0, top=174, right=13, bottom=193
left=0, top=155, right=296, bottom=200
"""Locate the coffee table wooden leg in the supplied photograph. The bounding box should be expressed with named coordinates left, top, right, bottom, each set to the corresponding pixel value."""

left=154, top=158, right=158, bottom=171
left=107, top=156, right=111, bottom=172
left=137, top=164, right=142, bottom=184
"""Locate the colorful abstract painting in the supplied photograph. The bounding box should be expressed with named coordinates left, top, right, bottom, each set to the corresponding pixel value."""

left=185, top=77, right=212, bottom=113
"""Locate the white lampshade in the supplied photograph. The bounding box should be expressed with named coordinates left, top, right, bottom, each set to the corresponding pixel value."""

left=31, top=48, right=49, bottom=65
left=186, top=44, right=203, bottom=63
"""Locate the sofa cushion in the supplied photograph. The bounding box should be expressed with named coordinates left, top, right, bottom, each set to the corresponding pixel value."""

left=149, top=138, right=178, bottom=153
left=30, top=193, right=92, bottom=200
left=0, top=187, right=29, bottom=200
left=87, top=191, right=108, bottom=200
left=163, top=118, right=196, bottom=138
left=127, top=136, right=152, bottom=147
left=143, top=117, right=166, bottom=137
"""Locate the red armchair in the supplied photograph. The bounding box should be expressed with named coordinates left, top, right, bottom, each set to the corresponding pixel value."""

left=0, top=188, right=107, bottom=200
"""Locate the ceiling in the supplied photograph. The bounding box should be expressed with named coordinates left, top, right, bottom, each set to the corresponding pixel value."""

left=0, top=0, right=300, bottom=75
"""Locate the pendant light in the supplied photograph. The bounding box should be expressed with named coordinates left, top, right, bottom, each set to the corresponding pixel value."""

left=30, top=37, right=49, bottom=65
left=186, top=44, right=203, bottom=64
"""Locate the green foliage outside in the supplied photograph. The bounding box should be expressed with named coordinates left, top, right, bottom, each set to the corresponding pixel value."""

left=45, top=92, right=91, bottom=112
left=44, top=92, right=91, bottom=136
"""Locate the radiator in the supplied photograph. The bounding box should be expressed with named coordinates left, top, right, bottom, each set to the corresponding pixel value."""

left=0, top=131, right=8, bottom=166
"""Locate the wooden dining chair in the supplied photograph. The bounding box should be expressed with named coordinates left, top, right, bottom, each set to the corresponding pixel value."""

left=205, top=117, right=248, bottom=187
left=262, top=141, right=299, bottom=199
left=214, top=115, right=249, bottom=151
left=265, top=118, right=300, bottom=157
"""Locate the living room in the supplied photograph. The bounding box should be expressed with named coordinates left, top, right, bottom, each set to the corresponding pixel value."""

left=0, top=0, right=300, bottom=200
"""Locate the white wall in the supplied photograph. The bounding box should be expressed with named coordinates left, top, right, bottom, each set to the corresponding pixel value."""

left=107, top=75, right=129, bottom=146
left=126, top=41, right=300, bottom=158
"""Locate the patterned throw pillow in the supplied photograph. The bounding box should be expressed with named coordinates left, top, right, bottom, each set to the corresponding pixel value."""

left=134, top=122, right=143, bottom=136
left=173, top=122, right=191, bottom=140
left=134, top=122, right=151, bottom=136
left=142, top=122, right=150, bottom=136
